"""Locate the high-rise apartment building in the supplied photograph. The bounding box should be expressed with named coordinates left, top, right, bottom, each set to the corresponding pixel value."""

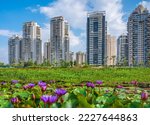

left=64, top=21, right=70, bottom=62
left=107, top=35, right=117, bottom=66
left=128, top=5, right=150, bottom=66
left=50, top=16, right=70, bottom=64
left=145, top=15, right=150, bottom=66
left=43, top=41, right=51, bottom=62
left=76, top=51, right=86, bottom=65
left=8, top=35, right=22, bottom=64
left=87, top=11, right=107, bottom=65
left=117, top=34, right=128, bottom=65
left=69, top=51, right=74, bottom=62
left=22, top=21, right=42, bottom=64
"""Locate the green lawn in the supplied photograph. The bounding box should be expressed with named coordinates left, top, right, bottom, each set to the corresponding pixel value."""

left=0, top=67, right=150, bottom=84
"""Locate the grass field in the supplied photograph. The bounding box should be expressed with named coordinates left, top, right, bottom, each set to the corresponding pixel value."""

left=0, top=67, right=150, bottom=84
left=0, top=67, right=150, bottom=108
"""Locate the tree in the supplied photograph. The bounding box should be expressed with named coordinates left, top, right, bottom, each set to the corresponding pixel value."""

left=122, top=57, right=128, bottom=66
left=24, top=59, right=34, bottom=67
left=147, top=52, right=150, bottom=67
left=111, top=55, right=116, bottom=67
left=139, top=61, right=144, bottom=67
left=132, top=56, right=136, bottom=67
left=104, top=56, right=108, bottom=66
left=34, top=61, right=38, bottom=66
left=42, top=58, right=46, bottom=66
left=74, top=60, right=77, bottom=66
left=18, top=59, right=24, bottom=67
left=69, top=61, right=74, bottom=67
left=0, top=62, right=4, bottom=66
left=60, top=60, right=70, bottom=68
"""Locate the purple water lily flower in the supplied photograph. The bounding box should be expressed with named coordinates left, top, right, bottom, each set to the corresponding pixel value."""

left=1, top=81, right=6, bottom=85
left=11, top=80, right=18, bottom=84
left=90, top=83, right=95, bottom=88
left=38, top=81, right=47, bottom=87
left=23, top=85, right=29, bottom=90
left=28, top=83, right=35, bottom=88
left=11, top=97, right=19, bottom=104
left=141, top=91, right=148, bottom=101
left=55, top=88, right=67, bottom=96
left=117, top=85, right=123, bottom=88
left=38, top=81, right=47, bottom=93
left=48, top=95, right=58, bottom=104
left=86, top=82, right=95, bottom=88
left=41, top=85, right=47, bottom=92
left=96, top=80, right=103, bottom=85
left=40, top=95, right=49, bottom=103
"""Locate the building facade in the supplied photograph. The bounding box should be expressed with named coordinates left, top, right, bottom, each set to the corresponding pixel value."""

left=8, top=35, right=22, bottom=64
left=22, top=22, right=42, bottom=64
left=128, top=5, right=150, bottom=66
left=117, top=34, right=128, bottom=65
left=107, top=35, right=117, bottom=66
left=43, top=41, right=51, bottom=62
left=69, top=51, right=74, bottom=62
left=87, top=11, right=107, bottom=65
left=76, top=51, right=86, bottom=65
left=50, top=16, right=70, bottom=65
left=145, top=15, right=150, bottom=66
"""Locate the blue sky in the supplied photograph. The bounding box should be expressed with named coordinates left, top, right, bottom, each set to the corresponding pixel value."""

left=0, top=0, right=150, bottom=64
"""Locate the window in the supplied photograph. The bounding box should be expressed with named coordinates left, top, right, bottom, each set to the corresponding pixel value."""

left=93, top=37, right=98, bottom=49
left=93, top=22, right=98, bottom=32
left=93, top=54, right=98, bottom=64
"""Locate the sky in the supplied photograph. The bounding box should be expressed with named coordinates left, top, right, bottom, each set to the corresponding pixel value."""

left=0, top=0, right=150, bottom=64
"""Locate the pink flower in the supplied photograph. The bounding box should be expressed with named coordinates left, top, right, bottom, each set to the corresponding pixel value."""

left=117, top=85, right=123, bottom=88
left=41, top=85, right=47, bottom=92
left=131, top=80, right=138, bottom=85
left=141, top=91, right=148, bottom=101
left=96, top=80, right=103, bottom=85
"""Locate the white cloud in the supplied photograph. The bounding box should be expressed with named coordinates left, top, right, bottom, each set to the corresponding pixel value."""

left=0, top=29, right=21, bottom=37
left=0, top=30, right=21, bottom=64
left=40, top=0, right=87, bottom=30
left=39, top=0, right=126, bottom=37
left=89, top=0, right=126, bottom=36
left=41, top=23, right=50, bottom=43
left=38, top=0, right=126, bottom=51
left=70, top=30, right=80, bottom=46
left=26, top=7, right=38, bottom=13
left=41, top=23, right=81, bottom=46
left=140, top=1, right=150, bottom=11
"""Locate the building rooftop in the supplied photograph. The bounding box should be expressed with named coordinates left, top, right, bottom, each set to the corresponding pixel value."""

left=51, top=16, right=64, bottom=21
left=9, top=35, right=22, bottom=39
left=87, top=11, right=106, bottom=17
left=132, top=4, right=148, bottom=14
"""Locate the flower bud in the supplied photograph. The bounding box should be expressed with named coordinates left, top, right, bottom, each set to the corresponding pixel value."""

left=32, top=94, right=36, bottom=100
left=11, top=97, right=19, bottom=104
left=141, top=91, right=148, bottom=101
